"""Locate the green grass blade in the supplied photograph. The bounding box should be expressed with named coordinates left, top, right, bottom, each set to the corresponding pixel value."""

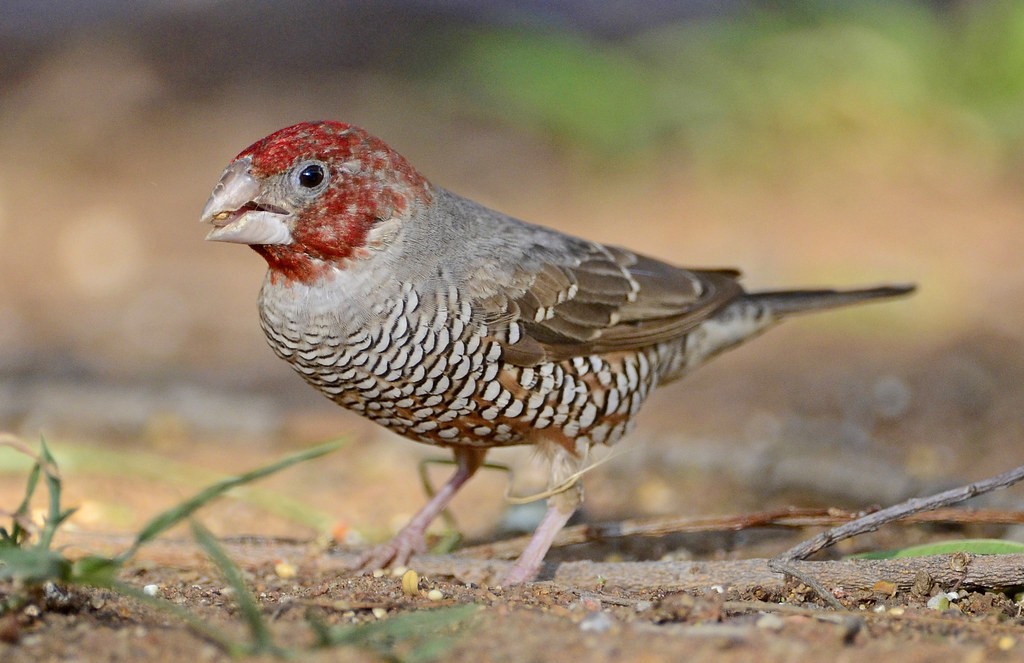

left=70, top=555, right=124, bottom=587
left=10, top=462, right=41, bottom=545
left=190, top=520, right=278, bottom=656
left=849, top=538, right=1024, bottom=559
left=118, top=440, right=344, bottom=561
left=1, top=460, right=40, bottom=547
left=0, top=546, right=72, bottom=583
left=35, top=438, right=64, bottom=550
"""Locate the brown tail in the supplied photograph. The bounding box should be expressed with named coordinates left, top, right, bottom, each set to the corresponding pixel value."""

left=745, top=284, right=915, bottom=316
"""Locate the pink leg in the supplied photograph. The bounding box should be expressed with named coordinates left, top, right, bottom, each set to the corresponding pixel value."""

left=499, top=482, right=582, bottom=585
left=358, top=447, right=486, bottom=572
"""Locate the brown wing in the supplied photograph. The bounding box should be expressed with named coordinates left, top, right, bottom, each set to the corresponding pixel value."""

left=477, top=243, right=745, bottom=366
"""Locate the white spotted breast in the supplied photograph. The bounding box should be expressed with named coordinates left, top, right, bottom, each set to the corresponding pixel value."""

left=257, top=272, right=691, bottom=452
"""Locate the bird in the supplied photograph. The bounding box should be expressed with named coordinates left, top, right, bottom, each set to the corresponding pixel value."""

left=200, top=120, right=913, bottom=585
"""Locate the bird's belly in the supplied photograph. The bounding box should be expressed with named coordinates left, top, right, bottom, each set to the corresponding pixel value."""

left=259, top=302, right=523, bottom=446
left=258, top=280, right=676, bottom=451
left=280, top=329, right=527, bottom=447
left=263, top=317, right=670, bottom=453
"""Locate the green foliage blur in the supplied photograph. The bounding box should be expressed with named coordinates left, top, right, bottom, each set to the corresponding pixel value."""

left=453, top=1, right=1024, bottom=172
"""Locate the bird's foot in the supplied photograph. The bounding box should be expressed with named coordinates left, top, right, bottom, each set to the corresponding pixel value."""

left=355, top=529, right=428, bottom=574
left=497, top=558, right=544, bottom=587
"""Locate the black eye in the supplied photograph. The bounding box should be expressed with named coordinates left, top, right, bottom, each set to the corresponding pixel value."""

left=297, top=164, right=325, bottom=189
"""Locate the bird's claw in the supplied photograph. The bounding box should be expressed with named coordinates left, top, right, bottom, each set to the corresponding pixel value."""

left=354, top=531, right=428, bottom=574
left=497, top=564, right=537, bottom=587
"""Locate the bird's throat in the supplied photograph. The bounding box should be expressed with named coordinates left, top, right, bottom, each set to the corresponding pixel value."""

left=253, top=245, right=336, bottom=285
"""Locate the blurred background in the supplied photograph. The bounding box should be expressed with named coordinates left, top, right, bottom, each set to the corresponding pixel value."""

left=2, top=0, right=1023, bottom=553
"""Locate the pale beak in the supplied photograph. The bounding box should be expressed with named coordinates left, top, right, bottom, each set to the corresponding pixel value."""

left=200, top=158, right=293, bottom=245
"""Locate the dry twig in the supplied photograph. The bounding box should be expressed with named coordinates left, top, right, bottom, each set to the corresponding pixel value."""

left=770, top=461, right=1024, bottom=609
left=458, top=506, right=1024, bottom=560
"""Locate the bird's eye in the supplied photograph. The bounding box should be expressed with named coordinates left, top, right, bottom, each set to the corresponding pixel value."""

left=297, top=163, right=326, bottom=189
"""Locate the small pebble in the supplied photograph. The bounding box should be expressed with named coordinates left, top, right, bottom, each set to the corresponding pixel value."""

left=274, top=560, right=297, bottom=579
left=401, top=569, right=420, bottom=597
left=43, top=582, right=70, bottom=606
left=372, top=607, right=387, bottom=619
left=756, top=614, right=784, bottom=631
left=391, top=566, right=408, bottom=577
left=579, top=611, right=613, bottom=633
left=427, top=589, right=444, bottom=601
left=143, top=584, right=160, bottom=597
left=634, top=600, right=653, bottom=613
left=872, top=580, right=897, bottom=595
left=372, top=569, right=386, bottom=578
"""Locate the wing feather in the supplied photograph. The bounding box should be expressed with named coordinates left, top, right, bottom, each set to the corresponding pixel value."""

left=476, top=242, right=745, bottom=365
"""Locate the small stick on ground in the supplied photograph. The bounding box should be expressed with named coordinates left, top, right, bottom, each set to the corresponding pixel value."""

left=460, top=507, right=841, bottom=559
left=459, top=507, right=1024, bottom=560
left=780, top=462, right=1024, bottom=562
left=770, top=461, right=1024, bottom=608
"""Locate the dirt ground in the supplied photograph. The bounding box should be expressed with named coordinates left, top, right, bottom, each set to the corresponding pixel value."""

left=4, top=525, right=1024, bottom=662
left=6, top=14, right=1024, bottom=662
